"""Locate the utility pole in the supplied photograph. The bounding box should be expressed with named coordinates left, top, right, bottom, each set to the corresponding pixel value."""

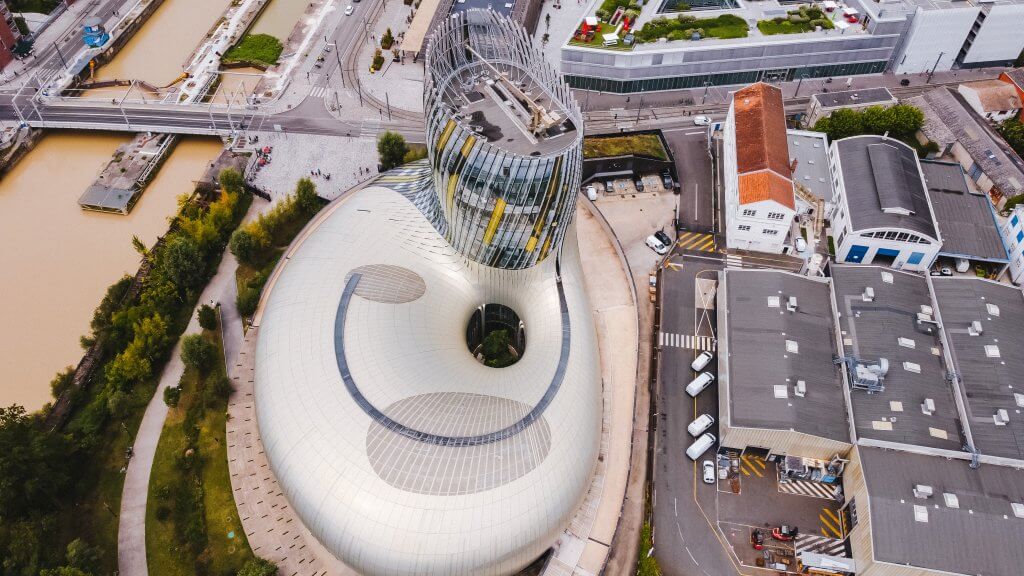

left=926, top=51, right=944, bottom=84
left=385, top=92, right=392, bottom=120
left=701, top=81, right=711, bottom=105
left=53, top=41, right=69, bottom=70
left=795, top=74, right=807, bottom=97
left=634, top=95, right=643, bottom=124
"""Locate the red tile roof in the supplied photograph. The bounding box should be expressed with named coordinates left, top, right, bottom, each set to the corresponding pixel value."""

left=734, top=82, right=794, bottom=209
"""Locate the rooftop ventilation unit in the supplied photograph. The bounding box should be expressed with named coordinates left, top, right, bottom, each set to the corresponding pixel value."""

left=838, top=355, right=889, bottom=393
left=1015, top=393, right=1024, bottom=408
left=862, top=287, right=875, bottom=302
left=903, top=361, right=921, bottom=374
left=768, top=296, right=780, bottom=308
left=914, top=505, right=929, bottom=523
left=943, top=493, right=960, bottom=508
left=922, top=398, right=936, bottom=415
left=786, top=340, right=799, bottom=354
left=881, top=271, right=894, bottom=284
left=985, top=345, right=1001, bottom=358
left=787, top=296, right=798, bottom=312
left=1013, top=503, right=1024, bottom=519
left=920, top=304, right=933, bottom=316
left=795, top=380, right=807, bottom=397
left=994, top=409, right=1010, bottom=426
left=986, top=303, right=1000, bottom=317
left=913, top=484, right=933, bottom=499
left=968, top=320, right=984, bottom=336
left=774, top=385, right=789, bottom=399
left=898, top=337, right=915, bottom=349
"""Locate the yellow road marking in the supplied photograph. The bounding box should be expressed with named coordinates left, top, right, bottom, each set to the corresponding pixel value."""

left=677, top=232, right=694, bottom=245
left=823, top=508, right=841, bottom=524
left=741, top=467, right=750, bottom=476
left=819, top=513, right=842, bottom=538
left=696, top=237, right=716, bottom=251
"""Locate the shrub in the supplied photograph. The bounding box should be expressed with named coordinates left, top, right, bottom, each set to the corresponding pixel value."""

left=236, top=287, right=260, bottom=318
left=197, top=304, right=218, bottom=331
left=181, top=334, right=217, bottom=374
left=371, top=48, right=385, bottom=72
left=378, top=131, right=409, bottom=171
left=163, top=385, right=181, bottom=407
left=229, top=227, right=271, bottom=268
left=381, top=27, right=395, bottom=50
left=238, top=558, right=279, bottom=576
left=206, top=373, right=234, bottom=402
left=223, top=33, right=284, bottom=67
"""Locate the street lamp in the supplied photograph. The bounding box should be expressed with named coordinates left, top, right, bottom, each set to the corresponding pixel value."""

left=795, top=74, right=808, bottom=97
left=700, top=81, right=711, bottom=105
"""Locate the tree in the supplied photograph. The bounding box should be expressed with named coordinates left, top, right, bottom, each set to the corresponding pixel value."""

left=131, top=235, right=151, bottom=262
left=163, top=385, right=181, bottom=407
left=0, top=406, right=73, bottom=520
left=64, top=538, right=102, bottom=573
left=158, top=235, right=204, bottom=291
left=481, top=329, right=516, bottom=368
left=238, top=557, right=279, bottom=576
left=236, top=287, right=260, bottom=318
left=90, top=276, right=133, bottom=337
left=106, top=389, right=131, bottom=420
left=197, top=304, right=218, bottom=331
left=181, top=334, right=217, bottom=374
left=229, top=228, right=270, bottom=267
left=49, top=367, right=76, bottom=399
left=105, top=343, right=152, bottom=391
left=883, top=104, right=924, bottom=137
left=998, top=117, right=1024, bottom=157
left=294, top=177, right=320, bottom=216
left=219, top=167, right=245, bottom=194
left=39, top=568, right=91, bottom=576
left=813, top=108, right=864, bottom=141
left=378, top=131, right=409, bottom=171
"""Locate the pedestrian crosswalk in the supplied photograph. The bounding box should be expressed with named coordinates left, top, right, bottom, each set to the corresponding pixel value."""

left=658, top=332, right=716, bottom=351
left=796, top=532, right=847, bottom=557
left=778, top=478, right=838, bottom=500
left=725, top=254, right=743, bottom=268
left=676, top=231, right=717, bottom=252
left=308, top=85, right=329, bottom=98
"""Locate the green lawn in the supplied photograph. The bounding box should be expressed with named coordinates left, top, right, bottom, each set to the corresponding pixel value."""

left=634, top=14, right=748, bottom=42
left=757, top=7, right=834, bottom=35
left=223, top=33, right=284, bottom=68
left=146, top=326, right=253, bottom=575
left=583, top=133, right=669, bottom=160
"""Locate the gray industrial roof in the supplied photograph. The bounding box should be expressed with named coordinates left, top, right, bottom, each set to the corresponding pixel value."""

left=932, top=278, right=1024, bottom=462
left=858, top=445, right=1024, bottom=576
left=811, top=87, right=895, bottom=110
left=910, top=88, right=1024, bottom=199
left=922, top=160, right=1009, bottom=263
left=787, top=130, right=834, bottom=204
left=723, top=270, right=849, bottom=443
left=830, top=265, right=964, bottom=452
left=835, top=136, right=938, bottom=239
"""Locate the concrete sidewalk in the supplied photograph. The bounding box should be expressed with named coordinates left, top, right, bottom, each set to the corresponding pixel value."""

left=116, top=200, right=260, bottom=576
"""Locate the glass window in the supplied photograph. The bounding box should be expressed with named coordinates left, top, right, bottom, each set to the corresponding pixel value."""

left=738, top=224, right=751, bottom=231
left=768, top=212, right=785, bottom=220
left=1017, top=230, right=1024, bottom=243
left=743, top=209, right=757, bottom=217
left=1012, top=214, right=1019, bottom=227
left=763, top=229, right=779, bottom=235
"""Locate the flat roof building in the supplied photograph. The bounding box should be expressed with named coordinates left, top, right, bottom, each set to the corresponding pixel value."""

left=830, top=265, right=965, bottom=453
left=920, top=159, right=1009, bottom=273
left=932, top=278, right=1024, bottom=464
left=788, top=129, right=835, bottom=209
left=804, top=87, right=897, bottom=129
left=717, top=270, right=852, bottom=459
left=845, top=445, right=1024, bottom=576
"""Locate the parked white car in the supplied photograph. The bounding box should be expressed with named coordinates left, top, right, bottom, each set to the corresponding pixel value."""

left=688, top=414, right=715, bottom=437
left=702, top=460, right=716, bottom=484
left=690, top=350, right=714, bottom=372
left=687, top=433, right=716, bottom=460
left=693, top=115, right=711, bottom=126
left=645, top=235, right=669, bottom=255
left=345, top=5, right=354, bottom=15
left=685, top=372, right=716, bottom=397
left=795, top=237, right=807, bottom=253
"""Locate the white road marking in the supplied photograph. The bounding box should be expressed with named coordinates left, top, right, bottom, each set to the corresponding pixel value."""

left=686, top=546, right=699, bottom=566
left=674, top=497, right=678, bottom=517
left=677, top=522, right=685, bottom=543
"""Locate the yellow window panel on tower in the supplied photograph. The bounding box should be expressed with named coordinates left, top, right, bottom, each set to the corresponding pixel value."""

left=436, top=120, right=456, bottom=152
left=483, top=198, right=507, bottom=244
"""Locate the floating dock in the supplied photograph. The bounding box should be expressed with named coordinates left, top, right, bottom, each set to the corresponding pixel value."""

left=79, top=133, right=177, bottom=214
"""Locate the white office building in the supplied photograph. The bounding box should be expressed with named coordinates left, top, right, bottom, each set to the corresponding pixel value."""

left=829, top=135, right=942, bottom=271
left=724, top=83, right=796, bottom=254
left=1001, top=206, right=1024, bottom=284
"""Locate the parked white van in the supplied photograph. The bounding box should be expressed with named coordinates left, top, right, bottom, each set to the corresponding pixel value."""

left=687, top=414, right=715, bottom=437
left=685, top=372, right=715, bottom=397
left=690, top=350, right=714, bottom=372
left=686, top=433, right=716, bottom=460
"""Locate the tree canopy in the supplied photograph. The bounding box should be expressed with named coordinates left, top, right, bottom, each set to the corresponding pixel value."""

left=377, top=131, right=409, bottom=171
left=812, top=104, right=924, bottom=141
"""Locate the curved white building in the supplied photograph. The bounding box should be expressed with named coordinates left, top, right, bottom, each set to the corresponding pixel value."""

left=254, top=11, right=600, bottom=575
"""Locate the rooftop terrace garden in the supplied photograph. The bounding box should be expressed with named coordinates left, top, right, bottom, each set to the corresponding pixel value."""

left=634, top=13, right=749, bottom=42
left=757, top=6, right=834, bottom=35
left=583, top=133, right=669, bottom=160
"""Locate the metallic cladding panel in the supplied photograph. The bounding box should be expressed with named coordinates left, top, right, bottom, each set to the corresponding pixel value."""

left=424, top=10, right=583, bottom=269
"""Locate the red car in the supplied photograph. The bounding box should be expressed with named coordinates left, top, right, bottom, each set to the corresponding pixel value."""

left=772, top=525, right=799, bottom=541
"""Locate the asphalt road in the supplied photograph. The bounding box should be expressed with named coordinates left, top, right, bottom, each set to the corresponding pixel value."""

left=662, top=128, right=716, bottom=234
left=653, top=255, right=734, bottom=576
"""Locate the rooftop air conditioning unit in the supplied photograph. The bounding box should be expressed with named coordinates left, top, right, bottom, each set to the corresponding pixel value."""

left=913, top=484, right=933, bottom=499
left=995, top=409, right=1010, bottom=426
left=943, top=493, right=960, bottom=508
left=920, top=304, right=933, bottom=316
left=862, top=287, right=875, bottom=302
left=987, top=303, right=1000, bottom=317
left=922, top=398, right=936, bottom=415
left=868, top=358, right=889, bottom=378
left=795, top=380, right=807, bottom=397
left=787, top=296, right=798, bottom=312
left=968, top=320, right=983, bottom=336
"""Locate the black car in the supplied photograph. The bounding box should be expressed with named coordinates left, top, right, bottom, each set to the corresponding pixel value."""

left=634, top=178, right=645, bottom=192
left=654, top=230, right=672, bottom=247
left=661, top=170, right=673, bottom=189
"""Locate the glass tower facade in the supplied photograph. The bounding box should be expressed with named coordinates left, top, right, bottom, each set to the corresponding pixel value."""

left=424, top=10, right=583, bottom=270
